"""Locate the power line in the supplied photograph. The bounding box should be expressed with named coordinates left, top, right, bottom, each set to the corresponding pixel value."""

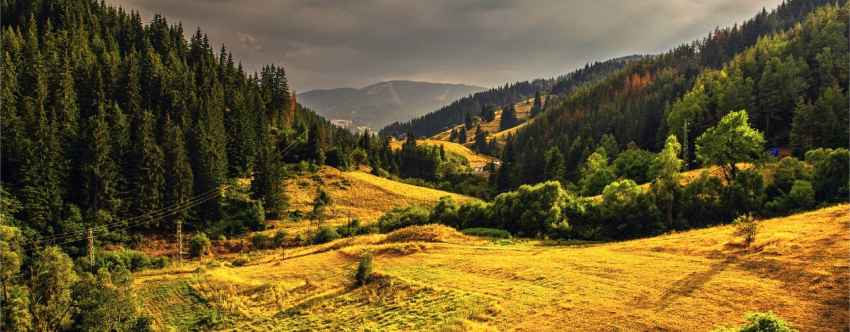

left=31, top=188, right=221, bottom=244
left=26, top=186, right=227, bottom=248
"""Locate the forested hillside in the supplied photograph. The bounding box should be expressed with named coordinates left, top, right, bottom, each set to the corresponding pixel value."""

left=380, top=56, right=637, bottom=138
left=298, top=80, right=484, bottom=130
left=496, top=0, right=847, bottom=189
left=0, top=0, right=366, bottom=243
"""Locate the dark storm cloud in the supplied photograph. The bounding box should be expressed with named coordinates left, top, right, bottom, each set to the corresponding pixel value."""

left=106, top=0, right=782, bottom=91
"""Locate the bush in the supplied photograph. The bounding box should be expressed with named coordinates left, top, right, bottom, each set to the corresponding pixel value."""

left=350, top=148, right=368, bottom=166
left=456, top=200, right=492, bottom=229
left=90, top=249, right=169, bottom=272
left=377, top=206, right=431, bottom=233
left=598, top=179, right=661, bottom=239
left=723, top=169, right=766, bottom=217
left=272, top=230, right=288, bottom=247
left=210, top=192, right=266, bottom=237
left=614, top=148, right=656, bottom=184
left=313, top=226, right=341, bottom=244
left=714, top=311, right=797, bottom=332
left=337, top=219, right=370, bottom=238
left=326, top=148, right=351, bottom=170
left=190, top=233, right=211, bottom=258
left=771, top=157, right=810, bottom=194
left=461, top=227, right=511, bottom=239
left=231, top=257, right=249, bottom=267
left=355, top=253, right=373, bottom=286
left=490, top=181, right=573, bottom=237
left=430, top=196, right=460, bottom=227
left=251, top=233, right=273, bottom=250
left=733, top=214, right=758, bottom=246
left=810, top=148, right=849, bottom=202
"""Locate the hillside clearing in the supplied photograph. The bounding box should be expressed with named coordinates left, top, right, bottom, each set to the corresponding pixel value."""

left=135, top=204, right=849, bottom=331
left=388, top=139, right=498, bottom=170
left=272, top=167, right=476, bottom=234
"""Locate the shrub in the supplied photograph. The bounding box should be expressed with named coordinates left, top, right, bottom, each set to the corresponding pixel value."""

left=771, top=157, right=810, bottom=194
left=811, top=148, right=849, bottom=202
left=210, top=192, right=266, bottom=237
left=313, top=226, right=341, bottom=244
left=231, top=257, right=249, bottom=267
left=272, top=230, right=288, bottom=247
left=490, top=181, right=573, bottom=237
left=337, top=219, right=366, bottom=238
left=723, top=169, right=766, bottom=217
left=614, top=148, right=656, bottom=184
left=733, top=214, right=758, bottom=246
left=355, top=254, right=373, bottom=286
left=714, top=311, right=797, bottom=332
left=190, top=233, right=211, bottom=258
left=351, top=148, right=368, bottom=166
left=456, top=200, right=492, bottom=229
left=91, top=249, right=169, bottom=272
left=251, top=233, right=273, bottom=250
left=326, top=148, right=351, bottom=170
left=461, top=227, right=511, bottom=239
left=377, top=206, right=431, bottom=233
left=599, top=179, right=661, bottom=239
left=773, top=180, right=815, bottom=213
left=430, top=196, right=460, bottom=227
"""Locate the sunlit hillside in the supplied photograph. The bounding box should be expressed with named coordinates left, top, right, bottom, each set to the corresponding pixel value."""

left=271, top=167, right=476, bottom=233
left=134, top=204, right=848, bottom=331
left=388, top=139, right=498, bottom=170
left=430, top=97, right=540, bottom=145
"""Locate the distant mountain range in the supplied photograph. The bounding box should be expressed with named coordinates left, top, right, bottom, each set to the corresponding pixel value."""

left=298, top=80, right=485, bottom=130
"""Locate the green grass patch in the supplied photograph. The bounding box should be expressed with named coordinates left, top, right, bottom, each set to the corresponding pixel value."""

left=461, top=227, right=512, bottom=239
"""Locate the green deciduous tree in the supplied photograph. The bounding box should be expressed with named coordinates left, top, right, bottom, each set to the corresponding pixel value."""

left=30, top=246, right=78, bottom=332
left=695, top=110, right=765, bottom=182
left=653, top=135, right=683, bottom=228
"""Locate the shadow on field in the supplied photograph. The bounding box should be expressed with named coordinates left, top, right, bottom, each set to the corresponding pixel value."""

left=654, top=257, right=735, bottom=310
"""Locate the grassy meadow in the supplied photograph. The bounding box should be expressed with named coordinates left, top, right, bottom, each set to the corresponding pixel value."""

left=134, top=203, right=849, bottom=331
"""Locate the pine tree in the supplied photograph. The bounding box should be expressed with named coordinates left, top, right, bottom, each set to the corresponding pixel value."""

left=80, top=104, right=120, bottom=223
left=499, top=104, right=518, bottom=131
left=128, top=110, right=165, bottom=226
left=252, top=128, right=287, bottom=219
left=531, top=91, right=543, bottom=117
left=543, top=146, right=565, bottom=183
left=163, top=116, right=194, bottom=225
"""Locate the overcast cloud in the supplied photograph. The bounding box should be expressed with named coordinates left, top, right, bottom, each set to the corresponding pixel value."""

left=106, top=0, right=783, bottom=92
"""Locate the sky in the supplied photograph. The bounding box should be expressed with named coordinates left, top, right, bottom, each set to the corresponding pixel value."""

left=106, top=0, right=783, bottom=92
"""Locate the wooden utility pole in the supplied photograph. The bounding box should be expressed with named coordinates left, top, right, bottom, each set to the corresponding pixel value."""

left=176, top=220, right=183, bottom=266
left=87, top=227, right=95, bottom=268
left=682, top=120, right=689, bottom=169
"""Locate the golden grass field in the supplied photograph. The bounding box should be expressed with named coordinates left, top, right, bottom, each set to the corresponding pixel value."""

left=266, top=167, right=476, bottom=236
left=135, top=203, right=849, bottom=331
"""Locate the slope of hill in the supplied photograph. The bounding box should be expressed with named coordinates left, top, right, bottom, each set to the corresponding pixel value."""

left=501, top=0, right=847, bottom=189
left=430, top=97, right=540, bottom=147
left=388, top=139, right=497, bottom=171
left=381, top=56, right=638, bottom=138
left=298, top=80, right=485, bottom=130
left=273, top=167, right=476, bottom=232
left=134, top=204, right=849, bottom=331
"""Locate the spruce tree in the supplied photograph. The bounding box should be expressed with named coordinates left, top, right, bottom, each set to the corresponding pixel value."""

left=252, top=128, right=287, bottom=219
left=543, top=146, right=565, bottom=183
left=499, top=104, right=518, bottom=131
left=163, top=116, right=194, bottom=225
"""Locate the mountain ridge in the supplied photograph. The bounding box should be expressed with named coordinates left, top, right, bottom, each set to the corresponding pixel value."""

left=298, top=80, right=485, bottom=130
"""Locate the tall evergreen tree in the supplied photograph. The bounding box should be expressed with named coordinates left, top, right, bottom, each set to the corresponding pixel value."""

left=162, top=116, right=194, bottom=225
left=499, top=104, right=518, bottom=131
